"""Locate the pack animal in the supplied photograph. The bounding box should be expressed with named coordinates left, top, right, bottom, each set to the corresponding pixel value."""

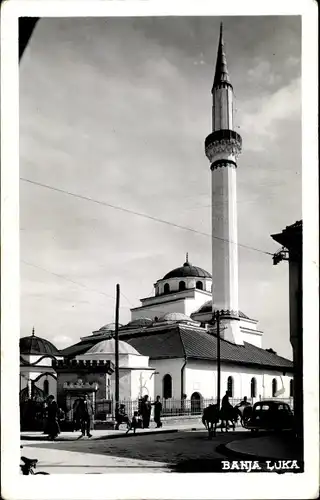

left=202, top=404, right=239, bottom=438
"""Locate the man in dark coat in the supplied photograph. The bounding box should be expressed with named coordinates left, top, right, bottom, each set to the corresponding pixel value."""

left=46, top=395, right=60, bottom=440
left=152, top=396, right=163, bottom=428
left=140, top=395, right=151, bottom=429
left=78, top=394, right=93, bottom=438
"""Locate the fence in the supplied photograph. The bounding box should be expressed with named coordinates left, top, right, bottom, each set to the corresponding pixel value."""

left=93, top=396, right=294, bottom=420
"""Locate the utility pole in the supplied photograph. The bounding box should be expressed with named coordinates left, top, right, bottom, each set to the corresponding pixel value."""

left=216, top=310, right=221, bottom=410
left=114, top=284, right=120, bottom=417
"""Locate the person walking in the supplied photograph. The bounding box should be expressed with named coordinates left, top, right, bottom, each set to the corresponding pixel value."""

left=78, top=394, right=93, bottom=438
left=152, top=396, right=163, bottom=428
left=46, top=395, right=60, bottom=440
left=140, top=395, right=151, bottom=429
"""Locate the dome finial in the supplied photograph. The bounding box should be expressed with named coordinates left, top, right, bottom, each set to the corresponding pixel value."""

left=183, top=252, right=191, bottom=267
left=32, top=327, right=35, bottom=337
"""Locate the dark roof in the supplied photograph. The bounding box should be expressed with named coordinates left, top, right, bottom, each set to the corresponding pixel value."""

left=163, top=261, right=211, bottom=280
left=20, top=334, right=60, bottom=356
left=61, top=325, right=293, bottom=371
left=191, top=300, right=250, bottom=319
left=271, top=220, right=302, bottom=256
left=213, top=23, right=231, bottom=89
left=125, top=326, right=293, bottom=371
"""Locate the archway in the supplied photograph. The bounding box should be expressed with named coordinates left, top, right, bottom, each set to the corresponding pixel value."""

left=179, top=281, right=186, bottom=291
left=250, top=377, right=257, bottom=398
left=227, top=376, right=234, bottom=397
left=272, top=378, right=277, bottom=397
left=163, top=374, right=172, bottom=399
left=196, top=281, right=203, bottom=290
left=190, top=391, right=202, bottom=414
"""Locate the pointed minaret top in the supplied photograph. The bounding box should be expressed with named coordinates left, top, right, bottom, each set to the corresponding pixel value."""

left=32, top=327, right=35, bottom=337
left=212, top=22, right=231, bottom=90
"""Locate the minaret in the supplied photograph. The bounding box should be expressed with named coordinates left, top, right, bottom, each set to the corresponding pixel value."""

left=205, top=23, right=243, bottom=345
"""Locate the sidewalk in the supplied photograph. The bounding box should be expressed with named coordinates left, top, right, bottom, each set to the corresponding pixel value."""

left=224, top=433, right=303, bottom=461
left=21, top=419, right=204, bottom=443
left=20, top=445, right=170, bottom=474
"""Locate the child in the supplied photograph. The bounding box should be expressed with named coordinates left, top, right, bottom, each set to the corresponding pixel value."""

left=126, top=411, right=140, bottom=434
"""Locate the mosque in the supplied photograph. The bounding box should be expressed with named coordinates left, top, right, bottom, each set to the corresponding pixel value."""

left=20, top=25, right=293, bottom=419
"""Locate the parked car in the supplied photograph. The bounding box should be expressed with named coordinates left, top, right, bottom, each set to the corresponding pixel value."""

left=244, top=400, right=294, bottom=432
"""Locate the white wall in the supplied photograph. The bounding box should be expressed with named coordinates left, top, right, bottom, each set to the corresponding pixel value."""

left=151, top=358, right=185, bottom=399
left=130, top=370, right=155, bottom=400
left=178, top=359, right=293, bottom=400
left=156, top=277, right=212, bottom=295
left=131, top=290, right=212, bottom=322
left=185, top=362, right=216, bottom=399
left=131, top=299, right=186, bottom=321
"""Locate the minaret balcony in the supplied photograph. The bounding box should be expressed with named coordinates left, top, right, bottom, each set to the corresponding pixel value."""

left=205, top=129, right=242, bottom=162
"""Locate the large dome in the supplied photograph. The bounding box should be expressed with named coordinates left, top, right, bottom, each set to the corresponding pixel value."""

left=85, top=338, right=141, bottom=356
left=20, top=329, right=60, bottom=356
left=163, top=259, right=211, bottom=280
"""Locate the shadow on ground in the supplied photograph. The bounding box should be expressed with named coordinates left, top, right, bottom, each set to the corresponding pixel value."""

left=24, top=430, right=251, bottom=465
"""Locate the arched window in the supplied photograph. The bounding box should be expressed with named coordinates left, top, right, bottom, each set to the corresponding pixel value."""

left=227, top=376, right=234, bottom=397
left=272, top=378, right=277, bottom=397
left=250, top=377, right=257, bottom=398
left=289, top=379, right=293, bottom=397
left=163, top=374, right=172, bottom=399
left=196, top=281, right=203, bottom=290
left=179, top=281, right=186, bottom=291
left=43, top=379, right=49, bottom=397
left=164, top=283, right=170, bottom=294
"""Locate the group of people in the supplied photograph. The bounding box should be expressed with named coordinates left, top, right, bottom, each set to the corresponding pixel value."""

left=115, top=395, right=163, bottom=433
left=42, top=394, right=94, bottom=440
left=41, top=392, right=164, bottom=439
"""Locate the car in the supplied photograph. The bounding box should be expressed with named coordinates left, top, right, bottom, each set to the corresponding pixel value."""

left=244, top=400, right=294, bottom=432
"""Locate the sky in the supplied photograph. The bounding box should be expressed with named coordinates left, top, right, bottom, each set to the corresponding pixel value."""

left=19, top=16, right=301, bottom=358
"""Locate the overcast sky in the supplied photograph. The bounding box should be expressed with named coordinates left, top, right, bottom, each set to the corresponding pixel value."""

left=19, top=16, right=301, bottom=358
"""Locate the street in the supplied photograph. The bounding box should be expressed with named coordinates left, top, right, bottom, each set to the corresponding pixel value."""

left=24, top=428, right=252, bottom=473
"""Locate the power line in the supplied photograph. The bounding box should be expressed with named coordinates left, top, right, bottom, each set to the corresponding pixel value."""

left=20, top=177, right=273, bottom=256
left=120, top=290, right=136, bottom=308
left=21, top=259, right=129, bottom=308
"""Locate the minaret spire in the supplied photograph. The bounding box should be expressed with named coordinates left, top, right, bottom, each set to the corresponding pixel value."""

left=205, top=25, right=243, bottom=346
left=213, top=22, right=231, bottom=90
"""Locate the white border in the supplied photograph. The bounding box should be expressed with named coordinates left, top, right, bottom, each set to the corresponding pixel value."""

left=1, top=1, right=319, bottom=499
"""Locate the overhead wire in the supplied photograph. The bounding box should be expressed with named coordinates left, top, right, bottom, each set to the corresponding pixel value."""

left=20, top=177, right=273, bottom=256
left=21, top=259, right=132, bottom=309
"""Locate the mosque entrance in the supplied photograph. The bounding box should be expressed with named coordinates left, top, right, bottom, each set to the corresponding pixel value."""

left=190, top=391, right=203, bottom=414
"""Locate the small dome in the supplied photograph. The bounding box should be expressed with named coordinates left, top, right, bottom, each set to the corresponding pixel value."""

left=20, top=329, right=60, bottom=356
left=157, top=312, right=193, bottom=323
left=98, top=323, right=118, bottom=332
left=162, top=258, right=211, bottom=280
left=121, top=318, right=153, bottom=329
left=85, top=338, right=141, bottom=356
left=92, top=323, right=123, bottom=336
